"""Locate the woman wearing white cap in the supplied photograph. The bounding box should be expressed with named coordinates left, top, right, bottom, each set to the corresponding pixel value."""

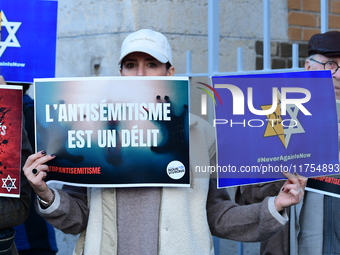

left=23, top=29, right=306, bottom=255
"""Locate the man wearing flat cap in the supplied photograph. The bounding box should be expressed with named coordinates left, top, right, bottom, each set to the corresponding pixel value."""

left=305, top=31, right=340, bottom=99
left=235, top=31, right=340, bottom=255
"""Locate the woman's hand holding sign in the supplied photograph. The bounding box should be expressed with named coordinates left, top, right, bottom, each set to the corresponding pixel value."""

left=274, top=171, right=307, bottom=212
left=22, top=151, right=56, bottom=207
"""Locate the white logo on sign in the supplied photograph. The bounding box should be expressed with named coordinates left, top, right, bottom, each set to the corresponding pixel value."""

left=166, top=160, right=185, bottom=180
left=2, top=175, right=17, bottom=192
left=0, top=11, right=21, bottom=57
left=283, top=104, right=305, bottom=148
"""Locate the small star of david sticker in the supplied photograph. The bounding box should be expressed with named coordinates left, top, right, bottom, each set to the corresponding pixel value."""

left=2, top=175, right=17, bottom=192
left=0, top=11, right=22, bottom=57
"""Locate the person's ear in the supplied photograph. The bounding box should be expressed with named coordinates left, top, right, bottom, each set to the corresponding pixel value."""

left=304, top=60, right=311, bottom=70
left=167, top=66, right=175, bottom=76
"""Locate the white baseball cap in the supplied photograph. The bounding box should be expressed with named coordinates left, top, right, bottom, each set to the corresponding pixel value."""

left=118, top=29, right=173, bottom=66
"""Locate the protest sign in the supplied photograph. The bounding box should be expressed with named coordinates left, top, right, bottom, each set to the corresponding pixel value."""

left=0, top=0, right=57, bottom=83
left=34, top=77, right=190, bottom=187
left=211, top=70, right=339, bottom=188
left=0, top=85, right=22, bottom=197
left=306, top=175, right=340, bottom=198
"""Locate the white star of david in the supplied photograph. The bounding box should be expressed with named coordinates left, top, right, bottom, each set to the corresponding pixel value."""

left=1, top=175, right=17, bottom=192
left=0, top=11, right=21, bottom=57
left=283, top=104, right=305, bottom=148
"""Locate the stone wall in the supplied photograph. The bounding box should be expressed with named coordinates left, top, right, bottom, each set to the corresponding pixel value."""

left=56, top=0, right=289, bottom=77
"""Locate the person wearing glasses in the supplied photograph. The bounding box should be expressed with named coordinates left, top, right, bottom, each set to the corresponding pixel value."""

left=236, top=30, right=340, bottom=255
left=305, top=31, right=340, bottom=100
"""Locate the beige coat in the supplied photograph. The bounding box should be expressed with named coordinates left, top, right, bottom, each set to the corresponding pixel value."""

left=38, top=114, right=287, bottom=255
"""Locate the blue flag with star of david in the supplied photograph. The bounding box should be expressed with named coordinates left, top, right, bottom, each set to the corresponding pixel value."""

left=0, top=0, right=57, bottom=83
left=211, top=70, right=339, bottom=188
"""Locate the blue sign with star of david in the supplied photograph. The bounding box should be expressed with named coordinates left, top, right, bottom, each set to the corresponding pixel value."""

left=0, top=0, right=57, bottom=83
left=212, top=70, right=339, bottom=188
